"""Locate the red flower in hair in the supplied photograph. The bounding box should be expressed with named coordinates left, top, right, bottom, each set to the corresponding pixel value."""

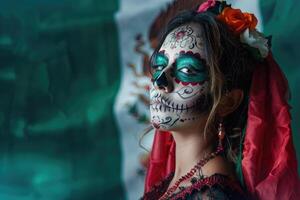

left=217, top=7, right=258, bottom=34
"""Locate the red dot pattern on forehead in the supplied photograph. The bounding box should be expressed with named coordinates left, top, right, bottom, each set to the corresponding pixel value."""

left=179, top=50, right=203, bottom=60
left=175, top=30, right=186, bottom=41
left=178, top=51, right=208, bottom=68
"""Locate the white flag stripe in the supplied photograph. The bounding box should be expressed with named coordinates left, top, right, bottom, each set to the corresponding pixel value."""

left=115, top=1, right=172, bottom=200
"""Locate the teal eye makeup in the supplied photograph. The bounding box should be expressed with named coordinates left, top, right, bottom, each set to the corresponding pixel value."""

left=175, top=55, right=208, bottom=83
left=151, top=53, right=169, bottom=80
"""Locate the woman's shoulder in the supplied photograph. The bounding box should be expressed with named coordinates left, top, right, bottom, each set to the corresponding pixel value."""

left=170, top=173, right=249, bottom=200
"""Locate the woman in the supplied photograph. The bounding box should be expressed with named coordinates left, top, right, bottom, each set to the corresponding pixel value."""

left=142, top=0, right=299, bottom=200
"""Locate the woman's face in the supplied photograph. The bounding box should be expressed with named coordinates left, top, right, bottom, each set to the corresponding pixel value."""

left=150, top=22, right=210, bottom=131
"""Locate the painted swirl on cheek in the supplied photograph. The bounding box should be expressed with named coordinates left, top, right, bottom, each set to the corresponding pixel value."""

left=175, top=85, right=201, bottom=99
left=173, top=81, right=212, bottom=114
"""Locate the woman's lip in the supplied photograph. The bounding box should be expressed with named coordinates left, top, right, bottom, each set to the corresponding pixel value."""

left=152, top=123, right=160, bottom=129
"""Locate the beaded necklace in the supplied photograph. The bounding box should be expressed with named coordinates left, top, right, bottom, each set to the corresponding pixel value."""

left=158, top=147, right=223, bottom=200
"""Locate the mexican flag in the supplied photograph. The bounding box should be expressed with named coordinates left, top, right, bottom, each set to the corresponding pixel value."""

left=0, top=0, right=299, bottom=200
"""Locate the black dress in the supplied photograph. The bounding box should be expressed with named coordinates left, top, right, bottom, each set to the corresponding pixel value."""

left=142, top=173, right=249, bottom=200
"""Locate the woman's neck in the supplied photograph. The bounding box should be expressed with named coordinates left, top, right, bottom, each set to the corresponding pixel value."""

left=171, top=129, right=214, bottom=181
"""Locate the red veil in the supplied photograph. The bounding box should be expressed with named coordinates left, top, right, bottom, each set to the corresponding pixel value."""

left=144, top=54, right=300, bottom=199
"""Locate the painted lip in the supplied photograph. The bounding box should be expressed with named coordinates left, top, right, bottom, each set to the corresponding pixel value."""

left=152, top=123, right=160, bottom=129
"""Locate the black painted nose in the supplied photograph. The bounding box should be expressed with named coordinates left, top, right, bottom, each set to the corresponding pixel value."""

left=154, top=72, right=168, bottom=89
left=153, top=72, right=174, bottom=92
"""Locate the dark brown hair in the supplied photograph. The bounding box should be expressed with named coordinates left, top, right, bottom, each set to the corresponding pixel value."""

left=148, top=0, right=205, bottom=42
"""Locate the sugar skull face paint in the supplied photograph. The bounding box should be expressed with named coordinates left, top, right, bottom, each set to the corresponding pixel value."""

left=150, top=23, right=211, bottom=131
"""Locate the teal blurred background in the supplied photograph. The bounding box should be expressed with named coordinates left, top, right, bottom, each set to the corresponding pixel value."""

left=0, top=0, right=124, bottom=199
left=260, top=0, right=300, bottom=167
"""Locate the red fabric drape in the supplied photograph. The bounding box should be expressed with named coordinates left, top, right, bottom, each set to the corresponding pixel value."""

left=144, top=131, right=175, bottom=193
left=242, top=54, right=300, bottom=200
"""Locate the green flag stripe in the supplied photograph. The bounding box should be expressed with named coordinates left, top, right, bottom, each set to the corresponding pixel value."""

left=0, top=0, right=125, bottom=199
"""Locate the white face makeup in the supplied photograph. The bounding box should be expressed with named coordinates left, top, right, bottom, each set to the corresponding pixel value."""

left=150, top=23, right=210, bottom=131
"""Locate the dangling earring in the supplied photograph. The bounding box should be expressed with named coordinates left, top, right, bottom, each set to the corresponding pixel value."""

left=218, top=121, right=225, bottom=151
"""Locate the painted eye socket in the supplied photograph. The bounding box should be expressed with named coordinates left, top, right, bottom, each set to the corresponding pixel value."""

left=150, top=53, right=169, bottom=80
left=151, top=65, right=166, bottom=80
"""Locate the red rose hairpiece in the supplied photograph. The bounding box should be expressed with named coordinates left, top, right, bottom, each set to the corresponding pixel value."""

left=197, top=0, right=269, bottom=59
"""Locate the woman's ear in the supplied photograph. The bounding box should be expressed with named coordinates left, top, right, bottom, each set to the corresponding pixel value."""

left=217, top=89, right=244, bottom=117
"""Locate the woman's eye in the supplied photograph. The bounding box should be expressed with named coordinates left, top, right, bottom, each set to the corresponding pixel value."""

left=178, top=67, right=196, bottom=75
